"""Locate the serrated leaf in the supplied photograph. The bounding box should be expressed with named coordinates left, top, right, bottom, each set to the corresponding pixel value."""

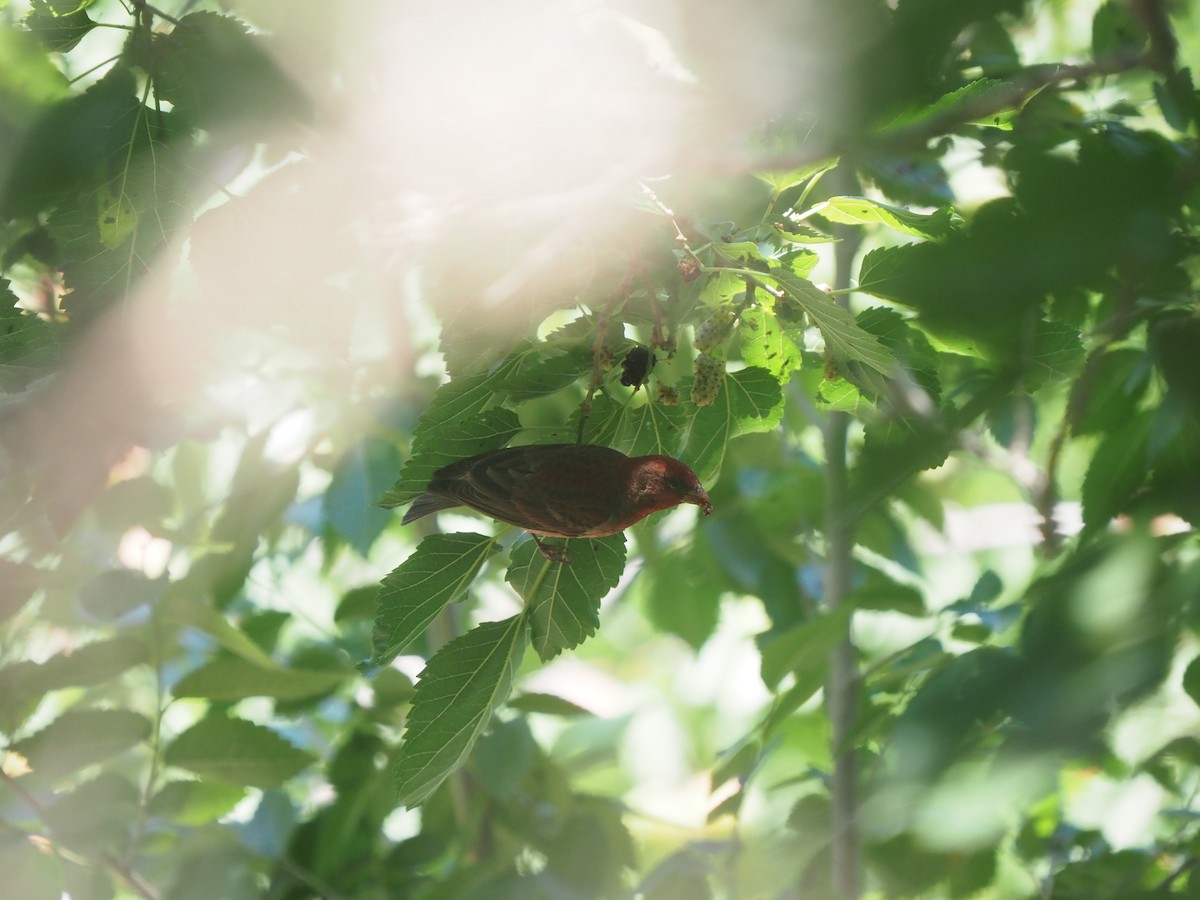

left=9, top=709, right=151, bottom=782
left=152, top=12, right=309, bottom=133
left=759, top=606, right=853, bottom=691
left=812, top=196, right=961, bottom=240
left=1028, top=320, right=1084, bottom=383
left=1, top=66, right=138, bottom=219
left=377, top=407, right=520, bottom=508
left=854, top=306, right=941, bottom=400
left=164, top=716, right=314, bottom=788
left=574, top=392, right=688, bottom=457
left=25, top=5, right=96, bottom=53
left=856, top=245, right=910, bottom=299
left=754, top=156, right=838, bottom=197
left=740, top=307, right=803, bottom=378
left=491, top=343, right=591, bottom=401
left=506, top=534, right=626, bottom=661
left=883, top=78, right=1017, bottom=134
left=1081, top=412, right=1151, bottom=532
left=682, top=366, right=784, bottom=484
left=773, top=270, right=894, bottom=376
left=172, top=657, right=347, bottom=701
left=372, top=533, right=501, bottom=665
left=395, top=615, right=528, bottom=807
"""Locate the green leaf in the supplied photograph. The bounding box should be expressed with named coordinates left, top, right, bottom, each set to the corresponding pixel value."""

left=42, top=773, right=138, bottom=853
left=152, top=12, right=309, bottom=133
left=24, top=4, right=96, bottom=54
left=0, top=638, right=148, bottom=732
left=324, top=437, right=402, bottom=554
left=377, top=407, right=520, bottom=508
left=491, top=342, right=592, bottom=401
left=682, top=366, right=784, bottom=484
left=0, top=66, right=137, bottom=218
left=812, top=196, right=962, bottom=240
left=147, top=779, right=246, bottom=826
left=759, top=606, right=853, bottom=692
left=160, top=591, right=278, bottom=669
left=1183, top=657, right=1200, bottom=710
left=572, top=392, right=688, bottom=457
left=172, top=657, right=347, bottom=701
left=634, top=534, right=725, bottom=650
left=164, top=715, right=315, bottom=788
left=740, top=307, right=803, bottom=378
left=9, top=709, right=151, bottom=782
left=395, top=615, right=528, bottom=807
left=506, top=534, right=627, bottom=661
left=773, top=270, right=894, bottom=376
left=508, top=692, right=594, bottom=718
left=1092, top=1, right=1147, bottom=60
left=1027, top=320, right=1084, bottom=384
left=0, top=26, right=69, bottom=115
left=1074, top=349, right=1150, bottom=435
left=1081, top=412, right=1151, bottom=533
left=856, top=245, right=910, bottom=299
left=754, top=156, right=838, bottom=197
left=372, top=533, right=501, bottom=666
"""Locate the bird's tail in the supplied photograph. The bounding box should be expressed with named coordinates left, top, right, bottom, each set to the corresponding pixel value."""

left=401, top=492, right=460, bottom=525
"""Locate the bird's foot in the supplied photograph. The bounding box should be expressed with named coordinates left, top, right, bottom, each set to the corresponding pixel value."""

left=533, top=535, right=572, bottom=564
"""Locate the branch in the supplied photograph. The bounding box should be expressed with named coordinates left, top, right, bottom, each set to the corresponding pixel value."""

left=825, top=167, right=864, bottom=899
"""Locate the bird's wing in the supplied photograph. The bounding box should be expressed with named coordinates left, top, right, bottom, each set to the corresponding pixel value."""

left=434, top=446, right=623, bottom=537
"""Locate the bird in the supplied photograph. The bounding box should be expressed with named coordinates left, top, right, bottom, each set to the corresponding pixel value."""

left=401, top=443, right=712, bottom=563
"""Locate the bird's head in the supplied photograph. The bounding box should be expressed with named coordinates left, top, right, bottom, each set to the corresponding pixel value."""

left=629, top=456, right=713, bottom=516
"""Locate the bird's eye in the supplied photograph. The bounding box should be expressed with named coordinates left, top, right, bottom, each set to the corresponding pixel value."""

left=665, top=476, right=684, bottom=491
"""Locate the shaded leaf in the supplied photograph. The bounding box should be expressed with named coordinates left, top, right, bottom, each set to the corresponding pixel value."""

left=507, top=533, right=626, bottom=661
left=152, top=12, right=309, bottom=133
left=9, top=709, right=151, bottom=782
left=42, top=773, right=138, bottom=853
left=164, top=715, right=315, bottom=788
left=759, top=606, right=853, bottom=692
left=395, top=615, right=528, bottom=806
left=325, top=437, right=403, bottom=555
left=1081, top=411, right=1151, bottom=532
left=173, top=657, right=347, bottom=701
left=372, top=533, right=501, bottom=666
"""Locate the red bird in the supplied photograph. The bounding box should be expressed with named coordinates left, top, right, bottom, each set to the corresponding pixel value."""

left=402, top=444, right=712, bottom=563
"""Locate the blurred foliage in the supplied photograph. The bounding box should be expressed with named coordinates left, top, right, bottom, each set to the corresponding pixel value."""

left=2, top=0, right=1200, bottom=897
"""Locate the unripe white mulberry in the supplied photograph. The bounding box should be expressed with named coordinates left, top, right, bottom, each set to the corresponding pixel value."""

left=693, top=308, right=735, bottom=352
left=691, top=352, right=725, bottom=407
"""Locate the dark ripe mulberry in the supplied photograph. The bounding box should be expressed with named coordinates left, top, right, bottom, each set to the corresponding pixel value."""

left=620, top=345, right=655, bottom=387
left=693, top=308, right=735, bottom=352
left=692, top=352, right=725, bottom=407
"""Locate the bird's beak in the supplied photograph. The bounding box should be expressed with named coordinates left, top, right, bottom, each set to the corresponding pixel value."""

left=691, top=487, right=713, bottom=516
